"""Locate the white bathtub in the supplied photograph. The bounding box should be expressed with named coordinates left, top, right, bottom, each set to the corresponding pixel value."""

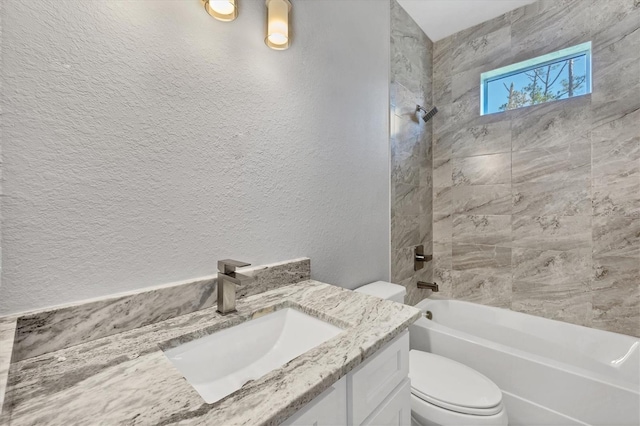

left=410, top=298, right=640, bottom=426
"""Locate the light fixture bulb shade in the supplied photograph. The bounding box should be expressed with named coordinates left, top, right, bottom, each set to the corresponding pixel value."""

left=265, top=0, right=291, bottom=50
left=202, top=0, right=238, bottom=22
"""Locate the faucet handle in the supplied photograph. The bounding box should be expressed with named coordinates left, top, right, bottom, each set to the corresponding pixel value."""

left=218, top=259, right=251, bottom=274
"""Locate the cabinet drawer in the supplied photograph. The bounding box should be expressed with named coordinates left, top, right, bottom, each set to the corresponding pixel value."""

left=362, top=379, right=411, bottom=426
left=348, top=330, right=409, bottom=426
left=281, top=376, right=347, bottom=426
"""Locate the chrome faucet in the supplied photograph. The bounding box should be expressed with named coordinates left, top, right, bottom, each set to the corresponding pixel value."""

left=217, top=259, right=253, bottom=315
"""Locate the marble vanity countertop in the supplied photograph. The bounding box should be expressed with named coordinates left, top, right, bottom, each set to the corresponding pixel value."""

left=0, top=280, right=421, bottom=426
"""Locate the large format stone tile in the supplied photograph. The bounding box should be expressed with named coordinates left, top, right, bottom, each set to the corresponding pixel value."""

left=453, top=153, right=511, bottom=186
left=591, top=67, right=640, bottom=130
left=592, top=215, right=640, bottom=258
left=393, top=183, right=421, bottom=217
left=512, top=180, right=591, bottom=216
left=591, top=110, right=640, bottom=187
left=512, top=247, right=592, bottom=285
left=432, top=129, right=452, bottom=163
left=391, top=214, right=420, bottom=251
left=455, top=12, right=513, bottom=47
left=592, top=176, right=640, bottom=218
left=391, top=136, right=421, bottom=187
left=433, top=36, right=454, bottom=102
left=433, top=158, right=452, bottom=188
left=390, top=0, right=433, bottom=309
left=451, top=87, right=481, bottom=126
left=432, top=104, right=453, bottom=156
left=433, top=186, right=452, bottom=216
left=420, top=159, right=434, bottom=190
left=400, top=263, right=435, bottom=306
left=391, top=246, right=416, bottom=283
left=451, top=26, right=512, bottom=76
left=452, top=270, right=512, bottom=308
left=451, top=67, right=481, bottom=102
left=511, top=95, right=592, bottom=152
left=452, top=185, right=512, bottom=215
left=390, top=0, right=431, bottom=94
left=592, top=288, right=640, bottom=337
left=433, top=76, right=452, bottom=107
left=420, top=143, right=433, bottom=186
left=433, top=41, right=452, bottom=105
left=507, top=0, right=539, bottom=26
left=512, top=215, right=591, bottom=251
left=418, top=185, right=432, bottom=216
left=433, top=213, right=452, bottom=244
left=392, top=158, right=419, bottom=189
left=592, top=255, right=640, bottom=337
left=420, top=215, right=433, bottom=248
left=510, top=0, right=590, bottom=64
left=391, top=81, right=426, bottom=118
left=452, top=215, right=512, bottom=246
left=426, top=0, right=639, bottom=337
left=512, top=142, right=591, bottom=184
left=391, top=112, right=421, bottom=146
left=591, top=11, right=640, bottom=128
left=592, top=255, right=640, bottom=292
left=452, top=243, right=511, bottom=271
left=451, top=120, right=512, bottom=158
left=589, top=0, right=640, bottom=52
left=512, top=280, right=592, bottom=327
left=433, top=242, right=452, bottom=269
left=434, top=273, right=454, bottom=298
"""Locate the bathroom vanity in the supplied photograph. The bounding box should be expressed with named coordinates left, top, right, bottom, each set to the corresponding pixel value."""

left=284, top=331, right=411, bottom=426
left=0, top=279, right=420, bottom=425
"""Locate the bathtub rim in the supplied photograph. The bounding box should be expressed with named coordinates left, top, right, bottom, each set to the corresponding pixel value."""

left=412, top=297, right=640, bottom=393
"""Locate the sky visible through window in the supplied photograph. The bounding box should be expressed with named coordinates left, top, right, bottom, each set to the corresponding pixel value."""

left=484, top=54, right=588, bottom=114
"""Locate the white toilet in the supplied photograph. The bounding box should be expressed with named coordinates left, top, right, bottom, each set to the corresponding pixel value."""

left=355, top=281, right=508, bottom=426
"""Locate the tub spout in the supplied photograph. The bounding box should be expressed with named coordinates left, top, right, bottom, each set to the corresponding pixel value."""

left=417, top=281, right=439, bottom=292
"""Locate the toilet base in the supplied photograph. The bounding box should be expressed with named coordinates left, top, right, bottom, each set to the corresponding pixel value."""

left=411, top=394, right=508, bottom=426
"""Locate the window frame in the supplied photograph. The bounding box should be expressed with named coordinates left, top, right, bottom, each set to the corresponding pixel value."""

left=480, top=42, right=592, bottom=115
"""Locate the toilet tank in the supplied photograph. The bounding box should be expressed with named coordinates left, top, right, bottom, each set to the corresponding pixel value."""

left=354, top=281, right=406, bottom=304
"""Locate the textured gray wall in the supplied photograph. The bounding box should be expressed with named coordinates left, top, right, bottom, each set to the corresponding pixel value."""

left=432, top=0, right=639, bottom=336
left=390, top=0, right=434, bottom=305
left=0, top=0, right=391, bottom=314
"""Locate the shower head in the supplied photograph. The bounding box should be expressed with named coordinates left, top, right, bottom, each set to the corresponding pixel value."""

left=416, top=105, right=438, bottom=123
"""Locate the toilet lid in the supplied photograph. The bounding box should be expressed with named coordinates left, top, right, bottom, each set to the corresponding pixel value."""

left=409, top=350, right=503, bottom=416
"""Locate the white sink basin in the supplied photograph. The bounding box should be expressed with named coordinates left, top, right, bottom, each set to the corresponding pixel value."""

left=163, top=308, right=344, bottom=403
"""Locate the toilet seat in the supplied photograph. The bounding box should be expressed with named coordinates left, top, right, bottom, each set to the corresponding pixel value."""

left=409, top=350, right=504, bottom=416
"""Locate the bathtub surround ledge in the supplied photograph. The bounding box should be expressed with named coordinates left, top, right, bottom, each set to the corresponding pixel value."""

left=0, top=281, right=421, bottom=426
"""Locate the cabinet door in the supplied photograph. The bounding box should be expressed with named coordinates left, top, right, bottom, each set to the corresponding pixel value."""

left=348, top=331, right=410, bottom=425
left=281, top=376, right=347, bottom=426
left=362, top=379, right=411, bottom=426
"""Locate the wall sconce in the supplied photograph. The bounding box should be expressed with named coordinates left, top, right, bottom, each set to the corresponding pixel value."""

left=201, top=0, right=238, bottom=22
left=265, top=0, right=292, bottom=50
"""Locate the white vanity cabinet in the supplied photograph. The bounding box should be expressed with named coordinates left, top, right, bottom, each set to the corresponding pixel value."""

left=283, top=330, right=411, bottom=426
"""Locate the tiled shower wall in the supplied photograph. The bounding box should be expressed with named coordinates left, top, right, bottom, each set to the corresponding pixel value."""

left=432, top=0, right=639, bottom=337
left=390, top=0, right=434, bottom=305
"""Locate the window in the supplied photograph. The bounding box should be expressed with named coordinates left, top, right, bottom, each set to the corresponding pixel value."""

left=481, top=42, right=592, bottom=115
